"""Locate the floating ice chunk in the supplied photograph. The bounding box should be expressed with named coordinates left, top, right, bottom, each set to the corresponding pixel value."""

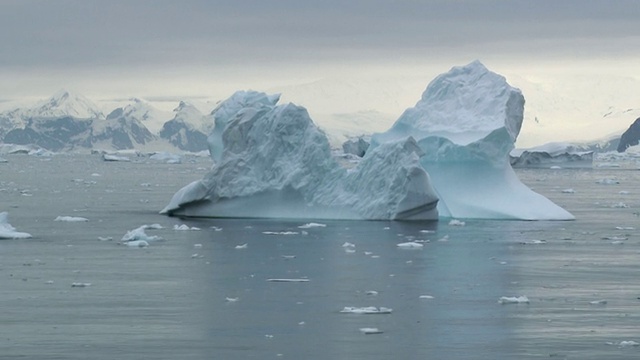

left=97, top=236, right=113, bottom=241
left=146, top=224, right=163, bottom=230
left=225, top=297, right=239, bottom=302
left=419, top=295, right=435, bottom=299
left=149, top=151, right=182, bottom=164
left=0, top=156, right=7, bottom=163
left=420, top=229, right=435, bottom=234
left=281, top=255, right=296, bottom=259
left=519, top=239, right=546, bottom=245
left=210, top=226, right=223, bottom=231
left=126, top=240, right=149, bottom=248
left=298, top=222, right=327, bottom=229
left=365, top=290, right=379, bottom=296
left=589, top=300, right=607, bottom=305
left=54, top=216, right=89, bottom=222
left=596, top=178, right=619, bottom=185
left=498, top=296, right=530, bottom=304
left=619, top=191, right=630, bottom=195
left=0, top=212, right=32, bottom=239
left=615, top=226, right=635, bottom=230
left=173, top=224, right=201, bottom=231
left=396, top=241, right=424, bottom=249
left=340, top=306, right=393, bottom=314
left=359, top=328, right=383, bottom=334
left=121, top=225, right=162, bottom=243
left=561, top=188, right=576, bottom=194
left=342, top=242, right=356, bottom=248
left=549, top=165, right=562, bottom=170
left=235, top=243, right=248, bottom=249
left=607, top=340, right=640, bottom=347
left=344, top=248, right=356, bottom=253
left=266, top=278, right=310, bottom=282
left=71, top=282, right=92, bottom=287
left=263, top=231, right=299, bottom=235
left=103, top=154, right=130, bottom=162
left=602, top=236, right=628, bottom=241
left=194, top=243, right=203, bottom=248
left=611, top=202, right=629, bottom=208
left=448, top=219, right=465, bottom=226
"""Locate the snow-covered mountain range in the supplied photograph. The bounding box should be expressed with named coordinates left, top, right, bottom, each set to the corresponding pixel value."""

left=0, top=91, right=210, bottom=152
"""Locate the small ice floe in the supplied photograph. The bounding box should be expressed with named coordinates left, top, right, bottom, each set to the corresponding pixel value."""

left=615, top=226, right=635, bottom=230
left=173, top=224, right=201, bottom=231
left=448, top=219, right=466, bottom=226
left=340, top=306, right=393, bottom=314
left=298, top=222, right=326, bottom=229
left=419, top=295, right=435, bottom=300
left=266, top=278, right=310, bottom=282
left=210, top=226, right=223, bottom=231
left=383, top=226, right=391, bottom=230
left=365, top=290, right=379, bottom=296
left=498, top=296, right=530, bottom=304
left=420, top=229, right=435, bottom=234
left=359, top=328, right=383, bottom=334
left=126, top=240, right=149, bottom=248
left=601, top=236, right=628, bottom=241
left=561, top=188, right=576, bottom=194
left=596, top=178, right=619, bottom=185
left=0, top=212, right=32, bottom=239
left=344, top=248, right=356, bottom=254
left=611, top=202, right=629, bottom=208
left=103, top=154, right=130, bottom=162
left=263, top=231, right=299, bottom=235
left=225, top=297, right=239, bottom=302
left=396, top=241, right=424, bottom=249
left=619, top=191, right=630, bottom=195
left=194, top=243, right=203, bottom=248
left=146, top=224, right=163, bottom=230
left=91, top=173, right=101, bottom=177
left=149, top=151, right=182, bottom=164
left=342, top=242, right=355, bottom=248
left=45, top=280, right=54, bottom=285
left=54, top=216, right=89, bottom=222
left=606, top=340, right=640, bottom=347
left=235, top=243, right=248, bottom=249
left=281, top=255, right=296, bottom=259
left=121, top=225, right=162, bottom=244
left=438, top=235, right=449, bottom=242
left=71, top=282, right=92, bottom=288
left=519, top=239, right=547, bottom=245
left=589, top=300, right=607, bottom=305
left=549, top=165, right=562, bottom=170
left=97, top=236, right=113, bottom=241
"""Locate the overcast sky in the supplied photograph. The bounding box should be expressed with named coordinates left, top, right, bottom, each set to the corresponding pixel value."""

left=1, top=0, right=638, bottom=95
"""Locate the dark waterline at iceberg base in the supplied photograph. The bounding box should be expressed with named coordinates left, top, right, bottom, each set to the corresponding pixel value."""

left=1, top=154, right=640, bottom=359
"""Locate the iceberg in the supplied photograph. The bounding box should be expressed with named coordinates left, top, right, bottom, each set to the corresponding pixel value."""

left=370, top=61, right=574, bottom=220
left=0, top=212, right=32, bottom=239
left=162, top=91, right=439, bottom=220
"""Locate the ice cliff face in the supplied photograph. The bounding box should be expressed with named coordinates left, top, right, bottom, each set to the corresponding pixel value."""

left=159, top=102, right=209, bottom=152
left=371, top=61, right=573, bottom=220
left=617, top=118, right=640, bottom=152
left=162, top=91, right=438, bottom=220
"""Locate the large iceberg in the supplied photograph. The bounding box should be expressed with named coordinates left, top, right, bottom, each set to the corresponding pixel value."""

left=162, top=91, right=439, bottom=220
left=370, top=61, right=573, bottom=220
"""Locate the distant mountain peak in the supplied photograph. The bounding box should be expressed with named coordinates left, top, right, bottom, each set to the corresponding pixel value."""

left=31, top=90, right=104, bottom=120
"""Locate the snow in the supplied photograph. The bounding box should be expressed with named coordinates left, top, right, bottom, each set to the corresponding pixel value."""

left=370, top=61, right=574, bottom=220
left=0, top=212, right=32, bottom=239
left=162, top=90, right=439, bottom=220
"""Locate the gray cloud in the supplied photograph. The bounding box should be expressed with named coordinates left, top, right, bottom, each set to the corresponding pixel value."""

left=1, top=0, right=639, bottom=69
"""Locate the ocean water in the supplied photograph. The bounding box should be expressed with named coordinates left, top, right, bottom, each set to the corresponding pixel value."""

left=1, top=153, right=639, bottom=359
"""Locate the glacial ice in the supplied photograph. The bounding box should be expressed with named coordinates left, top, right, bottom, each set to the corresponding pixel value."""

left=511, top=142, right=593, bottom=168
left=0, top=212, right=32, bottom=239
left=162, top=90, right=439, bottom=220
left=371, top=61, right=574, bottom=220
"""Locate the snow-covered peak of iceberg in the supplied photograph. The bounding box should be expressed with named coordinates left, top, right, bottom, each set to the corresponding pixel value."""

left=207, top=90, right=281, bottom=162
left=385, top=60, right=524, bottom=147
left=28, top=89, right=104, bottom=120
left=371, top=61, right=572, bottom=220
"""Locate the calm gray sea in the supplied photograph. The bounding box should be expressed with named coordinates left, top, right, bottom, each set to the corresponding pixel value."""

left=1, top=153, right=639, bottom=359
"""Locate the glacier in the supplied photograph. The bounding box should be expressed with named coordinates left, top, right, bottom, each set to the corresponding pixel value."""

left=370, top=61, right=573, bottom=220
left=510, top=142, right=594, bottom=168
left=162, top=91, right=439, bottom=220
